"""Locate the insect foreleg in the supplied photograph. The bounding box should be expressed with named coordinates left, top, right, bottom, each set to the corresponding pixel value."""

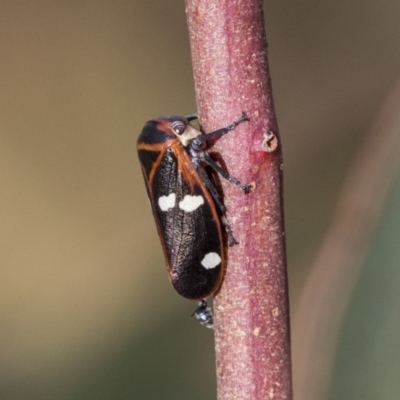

left=192, top=112, right=249, bottom=147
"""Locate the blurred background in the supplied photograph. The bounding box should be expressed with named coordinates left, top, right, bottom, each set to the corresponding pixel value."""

left=1, top=1, right=400, bottom=399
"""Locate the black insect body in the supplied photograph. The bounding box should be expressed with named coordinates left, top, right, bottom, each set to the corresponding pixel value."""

left=137, top=112, right=251, bottom=328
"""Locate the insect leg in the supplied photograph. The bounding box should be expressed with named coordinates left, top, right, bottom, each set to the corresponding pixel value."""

left=194, top=164, right=239, bottom=246
left=193, top=112, right=249, bottom=145
left=192, top=300, right=213, bottom=329
left=194, top=164, right=226, bottom=214
left=185, top=113, right=198, bottom=121
left=199, top=152, right=252, bottom=193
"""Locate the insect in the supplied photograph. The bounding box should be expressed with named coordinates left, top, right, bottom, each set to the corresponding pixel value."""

left=137, top=112, right=251, bottom=328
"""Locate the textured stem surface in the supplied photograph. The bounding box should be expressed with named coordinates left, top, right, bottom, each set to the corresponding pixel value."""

left=186, top=1, right=292, bottom=399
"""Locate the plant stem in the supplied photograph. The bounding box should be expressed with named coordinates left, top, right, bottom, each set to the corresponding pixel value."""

left=186, top=1, right=292, bottom=399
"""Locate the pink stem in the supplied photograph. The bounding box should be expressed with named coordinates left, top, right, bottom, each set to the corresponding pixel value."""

left=186, top=1, right=292, bottom=399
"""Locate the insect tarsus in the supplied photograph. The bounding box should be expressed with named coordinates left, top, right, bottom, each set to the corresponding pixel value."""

left=192, top=300, right=214, bottom=329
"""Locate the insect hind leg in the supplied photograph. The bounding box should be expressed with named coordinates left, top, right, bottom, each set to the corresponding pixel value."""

left=194, top=165, right=239, bottom=246
left=221, top=215, right=239, bottom=246
left=192, top=300, right=214, bottom=329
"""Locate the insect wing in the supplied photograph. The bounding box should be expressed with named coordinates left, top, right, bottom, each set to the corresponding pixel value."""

left=138, top=141, right=225, bottom=300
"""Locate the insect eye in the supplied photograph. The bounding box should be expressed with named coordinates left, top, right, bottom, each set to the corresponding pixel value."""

left=171, top=121, right=186, bottom=135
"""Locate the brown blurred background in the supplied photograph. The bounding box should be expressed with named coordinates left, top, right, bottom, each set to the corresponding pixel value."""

left=1, top=1, right=400, bottom=399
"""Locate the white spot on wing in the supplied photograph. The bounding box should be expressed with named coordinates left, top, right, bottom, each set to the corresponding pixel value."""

left=201, top=252, right=221, bottom=269
left=158, top=193, right=176, bottom=211
left=179, top=195, right=204, bottom=212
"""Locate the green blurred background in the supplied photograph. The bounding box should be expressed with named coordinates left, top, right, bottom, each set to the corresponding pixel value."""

left=1, top=1, right=400, bottom=399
